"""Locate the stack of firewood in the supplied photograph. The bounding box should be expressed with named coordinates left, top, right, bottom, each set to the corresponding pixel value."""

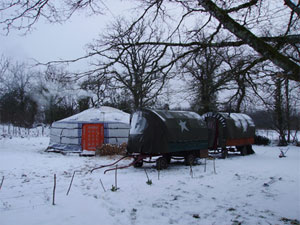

left=95, top=143, right=127, bottom=156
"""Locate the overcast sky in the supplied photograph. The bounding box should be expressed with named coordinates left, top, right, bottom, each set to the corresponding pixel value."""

left=0, top=1, right=191, bottom=108
left=0, top=1, right=134, bottom=70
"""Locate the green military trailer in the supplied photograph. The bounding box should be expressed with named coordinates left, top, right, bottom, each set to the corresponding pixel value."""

left=203, top=112, right=255, bottom=158
left=127, top=109, right=209, bottom=169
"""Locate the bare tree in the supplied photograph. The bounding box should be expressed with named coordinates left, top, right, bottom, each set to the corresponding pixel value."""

left=34, top=65, right=79, bottom=123
left=180, top=37, right=231, bottom=114
left=258, top=72, right=300, bottom=145
left=0, top=0, right=104, bottom=34
left=273, top=77, right=287, bottom=145
left=88, top=18, right=174, bottom=110
left=80, top=74, right=111, bottom=107
left=198, top=0, right=300, bottom=81
left=123, top=0, right=300, bottom=81
left=0, top=55, right=10, bottom=95
left=0, top=61, right=38, bottom=127
left=222, top=50, right=267, bottom=112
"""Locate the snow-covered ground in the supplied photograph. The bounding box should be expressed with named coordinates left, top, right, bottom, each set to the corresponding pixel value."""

left=0, top=137, right=299, bottom=225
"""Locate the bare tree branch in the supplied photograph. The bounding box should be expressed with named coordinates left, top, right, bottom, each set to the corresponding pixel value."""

left=284, top=0, right=300, bottom=17
left=225, top=0, right=259, bottom=13
left=198, top=0, right=300, bottom=81
left=0, top=0, right=103, bottom=34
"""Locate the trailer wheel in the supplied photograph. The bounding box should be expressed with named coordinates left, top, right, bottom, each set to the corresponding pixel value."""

left=184, top=154, right=195, bottom=166
left=221, top=148, right=228, bottom=159
left=133, top=159, right=143, bottom=168
left=165, top=156, right=171, bottom=164
left=240, top=146, right=248, bottom=156
left=246, top=145, right=255, bottom=154
left=156, top=157, right=168, bottom=170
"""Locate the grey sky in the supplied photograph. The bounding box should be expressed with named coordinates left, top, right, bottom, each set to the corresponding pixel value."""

left=0, top=1, right=191, bottom=108
left=0, top=1, right=134, bottom=70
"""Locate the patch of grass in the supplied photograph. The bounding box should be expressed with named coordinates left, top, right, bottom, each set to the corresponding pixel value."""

left=193, top=214, right=200, bottom=219
left=280, top=217, right=300, bottom=225
left=227, top=207, right=236, bottom=212
left=231, top=220, right=242, bottom=225
left=146, top=180, right=152, bottom=185
left=110, top=185, right=119, bottom=192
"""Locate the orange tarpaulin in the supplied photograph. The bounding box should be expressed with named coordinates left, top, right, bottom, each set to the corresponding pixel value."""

left=226, top=137, right=254, bottom=147
left=82, top=124, right=104, bottom=151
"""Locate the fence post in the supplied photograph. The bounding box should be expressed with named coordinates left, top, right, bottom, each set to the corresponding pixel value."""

left=213, top=158, right=216, bottom=174
left=190, top=164, right=193, bottom=178
left=52, top=174, right=56, bottom=205
left=66, top=171, right=77, bottom=196
left=0, top=176, right=4, bottom=190
left=100, top=179, right=106, bottom=192
left=115, top=165, right=118, bottom=189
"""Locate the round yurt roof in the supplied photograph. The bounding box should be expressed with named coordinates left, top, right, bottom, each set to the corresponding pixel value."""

left=58, top=106, right=130, bottom=124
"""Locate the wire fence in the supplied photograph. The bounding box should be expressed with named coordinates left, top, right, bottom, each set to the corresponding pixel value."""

left=0, top=124, right=50, bottom=138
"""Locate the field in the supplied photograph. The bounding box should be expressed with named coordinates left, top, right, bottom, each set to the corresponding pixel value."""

left=0, top=134, right=299, bottom=225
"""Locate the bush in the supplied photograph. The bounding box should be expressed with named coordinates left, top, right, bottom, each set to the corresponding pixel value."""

left=254, top=135, right=271, bottom=145
left=0, top=89, right=38, bottom=128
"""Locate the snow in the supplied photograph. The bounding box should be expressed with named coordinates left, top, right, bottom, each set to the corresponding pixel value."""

left=0, top=137, right=299, bottom=225
left=58, top=106, right=130, bottom=124
left=225, top=113, right=255, bottom=132
left=130, top=112, right=148, bottom=135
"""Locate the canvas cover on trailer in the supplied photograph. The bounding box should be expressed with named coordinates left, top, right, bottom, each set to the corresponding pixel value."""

left=127, top=109, right=208, bottom=155
left=203, top=112, right=255, bottom=149
left=47, top=106, right=130, bottom=153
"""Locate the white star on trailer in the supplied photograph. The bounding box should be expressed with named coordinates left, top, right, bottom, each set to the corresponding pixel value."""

left=179, top=120, right=189, bottom=132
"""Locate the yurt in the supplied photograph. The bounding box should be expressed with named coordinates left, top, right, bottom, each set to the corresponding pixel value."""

left=46, top=106, right=130, bottom=155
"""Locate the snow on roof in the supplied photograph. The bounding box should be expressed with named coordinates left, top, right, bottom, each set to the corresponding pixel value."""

left=221, top=113, right=255, bottom=132
left=57, top=106, right=130, bottom=124
left=153, top=110, right=203, bottom=121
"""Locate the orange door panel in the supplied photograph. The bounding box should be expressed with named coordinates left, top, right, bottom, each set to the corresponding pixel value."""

left=82, top=124, right=104, bottom=151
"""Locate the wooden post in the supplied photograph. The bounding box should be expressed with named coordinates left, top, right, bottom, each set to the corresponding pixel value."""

left=213, top=158, right=216, bottom=174
left=0, top=176, right=4, bottom=190
left=144, top=169, right=150, bottom=181
left=144, top=169, right=152, bottom=185
left=204, top=158, right=207, bottom=172
left=190, top=164, right=193, bottom=178
left=52, top=174, right=56, bottom=205
left=115, top=165, right=118, bottom=189
left=66, top=171, right=77, bottom=196
left=99, top=179, right=106, bottom=192
left=158, top=169, right=160, bottom=180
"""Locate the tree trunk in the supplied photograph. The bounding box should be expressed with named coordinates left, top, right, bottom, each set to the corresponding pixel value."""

left=274, top=77, right=287, bottom=146
left=285, top=78, right=291, bottom=142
